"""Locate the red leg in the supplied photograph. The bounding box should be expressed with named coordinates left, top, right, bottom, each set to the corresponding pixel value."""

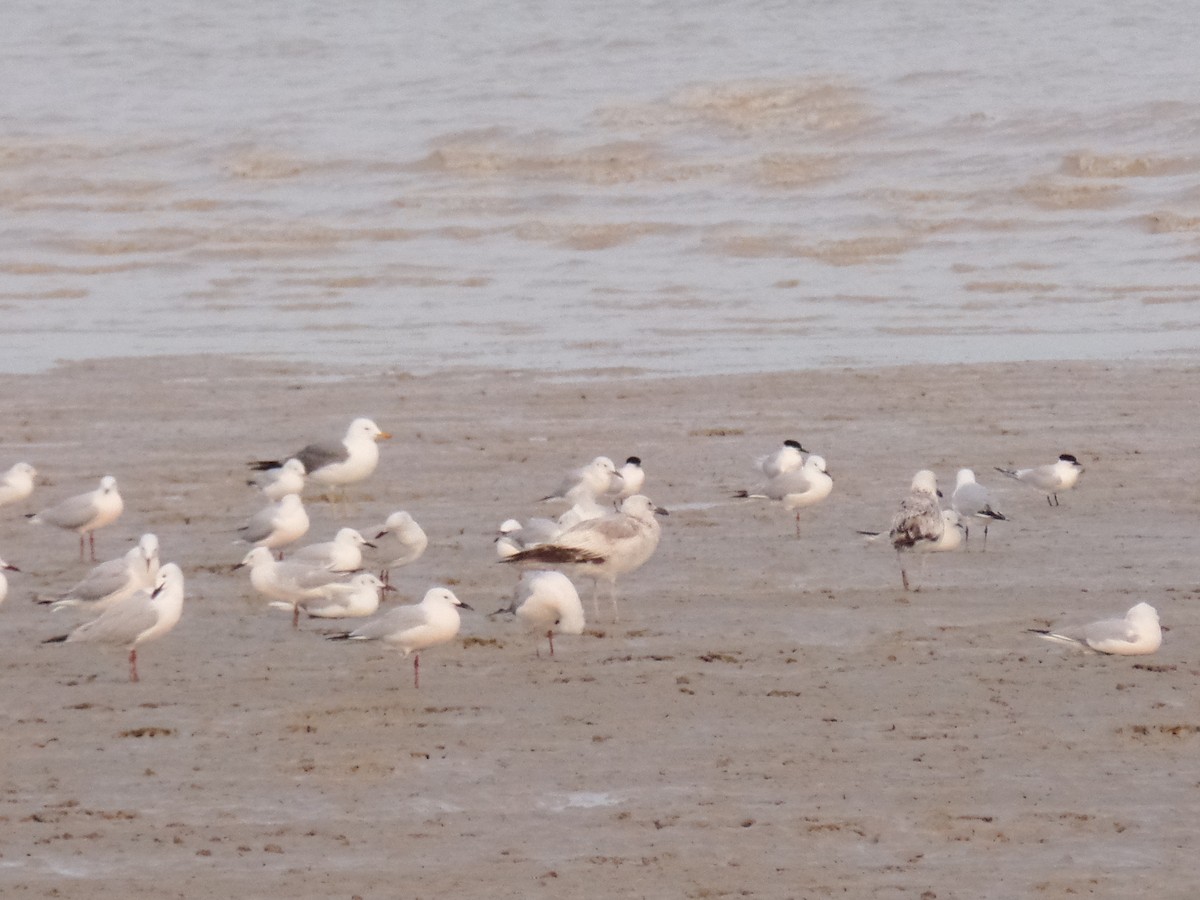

left=129, top=648, right=139, bottom=683
left=292, top=603, right=300, bottom=629
left=89, top=531, right=97, bottom=562
left=413, top=653, right=420, bottom=689
left=547, top=629, right=555, bottom=657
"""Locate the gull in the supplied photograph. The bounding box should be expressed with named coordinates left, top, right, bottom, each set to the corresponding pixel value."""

left=250, top=417, right=392, bottom=494
left=235, top=546, right=345, bottom=627
left=950, top=468, right=1007, bottom=548
left=736, top=454, right=833, bottom=537
left=0, top=558, right=19, bottom=605
left=493, top=570, right=585, bottom=657
left=291, top=527, right=374, bottom=572
left=43, top=563, right=185, bottom=682
left=495, top=516, right=561, bottom=560
left=859, top=509, right=964, bottom=553
left=373, top=511, right=428, bottom=586
left=249, top=458, right=306, bottom=501
left=42, top=533, right=160, bottom=613
left=1030, top=602, right=1161, bottom=655
left=889, top=469, right=944, bottom=591
left=607, top=457, right=646, bottom=503
left=270, top=572, right=392, bottom=620
left=542, top=456, right=619, bottom=503
left=757, top=439, right=807, bottom=478
left=0, top=462, right=37, bottom=509
left=238, top=493, right=310, bottom=556
left=28, top=475, right=124, bottom=561
left=328, top=587, right=471, bottom=688
left=555, top=485, right=609, bottom=531
left=501, top=494, right=667, bottom=621
left=995, top=454, right=1084, bottom=506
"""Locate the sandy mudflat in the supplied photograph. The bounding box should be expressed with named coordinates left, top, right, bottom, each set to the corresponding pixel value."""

left=0, top=355, right=1198, bottom=899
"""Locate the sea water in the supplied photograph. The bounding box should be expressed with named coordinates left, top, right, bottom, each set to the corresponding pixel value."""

left=3, top=0, right=1199, bottom=375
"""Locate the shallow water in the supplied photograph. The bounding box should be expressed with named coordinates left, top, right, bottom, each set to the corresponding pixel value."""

left=3, top=0, right=1200, bottom=374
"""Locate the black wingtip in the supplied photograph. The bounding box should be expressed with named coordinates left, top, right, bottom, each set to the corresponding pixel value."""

left=43, top=634, right=69, bottom=644
left=249, top=459, right=281, bottom=471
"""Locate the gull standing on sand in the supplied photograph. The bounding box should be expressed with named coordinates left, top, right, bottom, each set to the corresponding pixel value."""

left=250, top=458, right=306, bottom=501
left=0, top=462, right=37, bottom=510
left=43, top=563, right=185, bottom=682
left=250, top=417, right=392, bottom=494
left=1030, top=602, right=1161, bottom=655
left=501, top=494, right=667, bottom=621
left=328, top=587, right=471, bottom=688
left=494, top=569, right=585, bottom=657
left=0, top=558, right=19, bottom=605
left=996, top=454, right=1084, bottom=506
left=235, top=546, right=346, bottom=627
left=737, top=454, right=833, bottom=537
left=374, top=511, right=428, bottom=584
left=950, top=468, right=1007, bottom=548
left=42, top=533, right=160, bottom=613
left=757, top=439, right=807, bottom=478
left=291, top=527, right=374, bottom=572
left=28, top=475, right=124, bottom=561
left=859, top=509, right=964, bottom=553
left=270, top=572, right=391, bottom=620
left=238, top=493, right=310, bottom=556
left=889, top=470, right=944, bottom=591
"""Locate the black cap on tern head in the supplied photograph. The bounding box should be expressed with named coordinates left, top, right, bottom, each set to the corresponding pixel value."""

left=784, top=440, right=806, bottom=452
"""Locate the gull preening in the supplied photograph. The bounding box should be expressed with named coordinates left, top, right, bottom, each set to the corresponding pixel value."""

left=0, top=558, right=19, bottom=605
left=757, top=439, right=807, bottom=478
left=250, top=458, right=306, bottom=501
left=42, top=533, right=160, bottom=613
left=494, top=569, right=585, bottom=657
left=291, top=527, right=374, bottom=572
left=250, top=417, right=392, bottom=494
left=950, top=468, right=1007, bottom=548
left=270, top=572, right=391, bottom=620
left=235, top=546, right=345, bottom=627
left=44, top=562, right=185, bottom=682
left=737, top=454, right=833, bottom=537
left=889, top=469, right=944, bottom=591
left=501, top=494, right=667, bottom=621
left=28, top=475, right=124, bottom=561
left=996, top=454, right=1084, bottom=506
left=542, top=456, right=620, bottom=503
left=328, top=586, right=471, bottom=688
left=860, top=509, right=964, bottom=553
left=1030, top=602, right=1162, bottom=655
left=0, top=462, right=37, bottom=510
left=374, top=511, right=428, bottom=583
left=238, top=493, right=310, bottom=556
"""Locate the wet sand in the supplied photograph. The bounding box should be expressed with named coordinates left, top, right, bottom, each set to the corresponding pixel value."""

left=0, top=355, right=1198, bottom=898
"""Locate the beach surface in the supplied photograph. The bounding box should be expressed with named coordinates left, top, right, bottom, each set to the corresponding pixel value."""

left=0, top=355, right=1197, bottom=898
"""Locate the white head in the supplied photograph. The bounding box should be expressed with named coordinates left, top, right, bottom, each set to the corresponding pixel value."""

left=805, top=455, right=829, bottom=475
left=9, top=462, right=36, bottom=481
left=620, top=494, right=668, bottom=518
left=334, top=527, right=370, bottom=546
left=349, top=418, right=391, bottom=441
left=237, top=546, right=275, bottom=570
left=138, top=533, right=160, bottom=569
left=910, top=470, right=938, bottom=496
left=281, top=458, right=306, bottom=475
left=955, top=468, right=976, bottom=487
left=519, top=570, right=585, bottom=635
left=423, top=587, right=471, bottom=610
left=99, top=475, right=119, bottom=493
left=498, top=518, right=522, bottom=535
left=591, top=456, right=617, bottom=473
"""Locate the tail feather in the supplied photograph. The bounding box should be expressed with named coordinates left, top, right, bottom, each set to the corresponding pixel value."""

left=995, top=467, right=1019, bottom=480
left=979, top=508, right=1007, bottom=521
left=249, top=459, right=282, bottom=471
left=42, top=634, right=69, bottom=644
left=1028, top=629, right=1083, bottom=648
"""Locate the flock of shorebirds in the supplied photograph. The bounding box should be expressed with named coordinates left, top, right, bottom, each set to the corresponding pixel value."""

left=0, top=418, right=1161, bottom=687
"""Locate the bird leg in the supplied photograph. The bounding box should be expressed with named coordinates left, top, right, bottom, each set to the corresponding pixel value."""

left=413, top=653, right=420, bottom=689
left=794, top=511, right=802, bottom=539
left=292, top=603, right=300, bottom=629
left=898, top=554, right=910, bottom=592
left=982, top=524, right=989, bottom=550
left=89, top=531, right=98, bottom=562
left=590, top=580, right=601, bottom=619
left=610, top=581, right=620, bottom=623
left=547, top=630, right=555, bottom=657
left=128, top=648, right=139, bottom=683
